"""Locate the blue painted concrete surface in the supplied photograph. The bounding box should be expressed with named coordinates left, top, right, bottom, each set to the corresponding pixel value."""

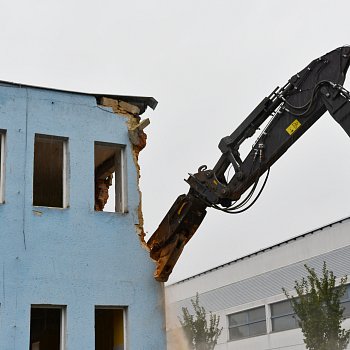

left=0, top=83, right=166, bottom=349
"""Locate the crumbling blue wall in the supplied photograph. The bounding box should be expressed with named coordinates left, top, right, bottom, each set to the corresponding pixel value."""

left=0, top=83, right=166, bottom=349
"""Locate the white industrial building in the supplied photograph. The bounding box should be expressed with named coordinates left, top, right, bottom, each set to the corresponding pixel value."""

left=166, top=216, right=350, bottom=350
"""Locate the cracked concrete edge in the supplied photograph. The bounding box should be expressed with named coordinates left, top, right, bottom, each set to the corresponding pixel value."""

left=99, top=97, right=150, bottom=251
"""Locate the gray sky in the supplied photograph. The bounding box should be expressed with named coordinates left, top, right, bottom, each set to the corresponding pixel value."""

left=2, top=0, right=350, bottom=284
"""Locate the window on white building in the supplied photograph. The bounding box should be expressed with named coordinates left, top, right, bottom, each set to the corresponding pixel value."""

left=271, top=299, right=299, bottom=332
left=33, top=135, right=68, bottom=208
left=228, top=306, right=266, bottom=341
left=340, top=284, right=350, bottom=317
left=271, top=285, right=350, bottom=333
left=29, top=305, right=66, bottom=350
left=94, top=142, right=126, bottom=213
left=0, top=131, right=5, bottom=204
left=95, top=307, right=125, bottom=350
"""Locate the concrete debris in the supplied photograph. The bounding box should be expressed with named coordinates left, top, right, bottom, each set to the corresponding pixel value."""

left=99, top=97, right=150, bottom=247
left=95, top=176, right=113, bottom=211
left=99, top=97, right=140, bottom=116
left=128, top=118, right=150, bottom=150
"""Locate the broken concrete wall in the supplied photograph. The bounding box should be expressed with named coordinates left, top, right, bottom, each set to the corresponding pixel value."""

left=99, top=96, right=150, bottom=244
left=0, top=83, right=166, bottom=350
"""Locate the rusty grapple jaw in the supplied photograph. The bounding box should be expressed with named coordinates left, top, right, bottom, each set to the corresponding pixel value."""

left=147, top=193, right=207, bottom=282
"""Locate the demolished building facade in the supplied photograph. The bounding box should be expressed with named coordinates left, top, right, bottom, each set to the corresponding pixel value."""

left=0, top=81, right=166, bottom=349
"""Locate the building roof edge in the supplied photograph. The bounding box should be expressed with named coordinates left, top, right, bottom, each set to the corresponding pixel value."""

left=170, top=215, right=350, bottom=286
left=0, top=80, right=158, bottom=115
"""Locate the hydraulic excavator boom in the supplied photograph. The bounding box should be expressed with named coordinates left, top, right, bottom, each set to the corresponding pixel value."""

left=148, top=46, right=350, bottom=282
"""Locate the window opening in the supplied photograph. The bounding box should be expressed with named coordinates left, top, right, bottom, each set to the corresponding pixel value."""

left=270, top=285, right=350, bottom=334
left=94, top=142, right=126, bottom=213
left=271, top=299, right=299, bottom=332
left=228, top=306, right=266, bottom=341
left=29, top=306, right=66, bottom=350
left=33, top=135, right=68, bottom=208
left=340, top=284, right=350, bottom=318
left=95, top=307, right=125, bottom=350
left=0, top=131, right=5, bottom=203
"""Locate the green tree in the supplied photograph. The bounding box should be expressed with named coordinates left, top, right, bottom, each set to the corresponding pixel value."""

left=283, top=262, right=350, bottom=350
left=179, top=293, right=223, bottom=350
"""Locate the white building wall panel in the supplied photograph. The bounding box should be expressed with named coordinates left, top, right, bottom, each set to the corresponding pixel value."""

left=172, top=244, right=350, bottom=314
left=166, top=217, right=350, bottom=350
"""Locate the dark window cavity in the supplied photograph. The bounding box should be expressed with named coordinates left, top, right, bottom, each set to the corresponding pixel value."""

left=33, top=135, right=68, bottom=208
left=95, top=308, right=125, bottom=350
left=0, top=131, right=5, bottom=203
left=94, top=142, right=126, bottom=213
left=29, top=306, right=65, bottom=350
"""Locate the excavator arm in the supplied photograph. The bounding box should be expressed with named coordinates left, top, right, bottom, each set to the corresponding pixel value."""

left=148, top=46, right=350, bottom=282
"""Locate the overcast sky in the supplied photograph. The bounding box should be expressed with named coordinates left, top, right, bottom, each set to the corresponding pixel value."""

left=2, top=0, right=350, bottom=284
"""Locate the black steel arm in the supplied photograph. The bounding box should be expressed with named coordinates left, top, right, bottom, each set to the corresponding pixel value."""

left=148, top=46, right=350, bottom=282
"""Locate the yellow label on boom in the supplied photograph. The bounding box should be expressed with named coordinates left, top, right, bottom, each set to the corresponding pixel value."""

left=286, top=119, right=301, bottom=135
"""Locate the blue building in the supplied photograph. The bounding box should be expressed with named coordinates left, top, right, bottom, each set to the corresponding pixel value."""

left=0, top=81, right=166, bottom=350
